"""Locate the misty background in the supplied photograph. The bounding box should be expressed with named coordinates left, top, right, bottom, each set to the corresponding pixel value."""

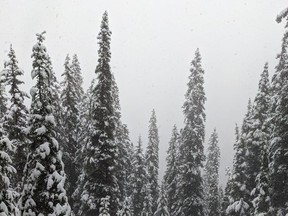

left=0, top=0, right=287, bottom=186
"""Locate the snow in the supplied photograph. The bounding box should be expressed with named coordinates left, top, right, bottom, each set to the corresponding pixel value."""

left=30, top=87, right=37, bottom=97
left=39, top=142, right=50, bottom=158
left=35, top=125, right=47, bottom=135
left=45, top=115, right=55, bottom=124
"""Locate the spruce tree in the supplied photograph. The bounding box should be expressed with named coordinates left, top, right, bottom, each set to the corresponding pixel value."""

left=72, top=80, right=96, bottom=211
left=164, top=125, right=179, bottom=214
left=154, top=184, right=170, bottom=216
left=145, top=109, right=160, bottom=214
left=79, top=11, right=119, bottom=216
left=244, top=63, right=271, bottom=215
left=130, top=136, right=148, bottom=216
left=204, top=129, right=221, bottom=216
left=176, top=48, right=206, bottom=215
left=0, top=125, right=19, bottom=215
left=60, top=54, right=84, bottom=207
left=226, top=101, right=252, bottom=215
left=1, top=45, right=29, bottom=190
left=267, top=8, right=288, bottom=215
left=18, top=32, right=71, bottom=215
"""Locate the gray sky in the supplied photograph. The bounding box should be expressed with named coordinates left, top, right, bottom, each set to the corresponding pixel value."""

left=0, top=0, right=287, bottom=185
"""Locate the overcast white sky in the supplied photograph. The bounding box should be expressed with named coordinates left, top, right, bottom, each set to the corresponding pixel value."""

left=0, top=0, right=287, bottom=185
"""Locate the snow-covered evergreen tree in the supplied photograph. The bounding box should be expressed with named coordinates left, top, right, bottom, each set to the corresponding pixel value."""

left=0, top=125, right=19, bottom=215
left=145, top=109, right=160, bottom=214
left=1, top=45, right=29, bottom=190
left=267, top=8, right=288, bottom=215
left=204, top=129, right=221, bottom=216
left=175, top=48, right=206, bottom=216
left=79, top=11, right=119, bottom=216
left=164, top=125, right=179, bottom=214
left=18, top=31, right=71, bottom=215
left=130, top=136, right=148, bottom=216
left=227, top=101, right=252, bottom=216
left=154, top=184, right=170, bottom=216
left=244, top=63, right=271, bottom=215
left=60, top=54, right=84, bottom=208
left=71, top=80, right=96, bottom=212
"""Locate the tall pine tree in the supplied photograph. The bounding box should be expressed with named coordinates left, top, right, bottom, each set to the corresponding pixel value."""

left=130, top=136, right=149, bottom=216
left=267, top=8, right=288, bottom=215
left=79, top=11, right=119, bottom=216
left=18, top=31, right=71, bottom=215
left=164, top=125, right=180, bottom=215
left=176, top=48, right=206, bottom=215
left=222, top=126, right=239, bottom=216
left=2, top=45, right=29, bottom=190
left=204, top=129, right=221, bottom=216
left=145, top=109, right=160, bottom=214
left=60, top=54, right=84, bottom=208
left=244, top=63, right=271, bottom=215
left=226, top=100, right=252, bottom=216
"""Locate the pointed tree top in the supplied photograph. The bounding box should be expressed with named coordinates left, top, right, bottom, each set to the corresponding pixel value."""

left=247, top=98, right=252, bottom=113
left=138, top=135, right=142, bottom=147
left=150, top=109, right=157, bottom=122
left=36, top=31, right=46, bottom=42
left=276, top=7, right=288, bottom=25
left=192, top=48, right=201, bottom=63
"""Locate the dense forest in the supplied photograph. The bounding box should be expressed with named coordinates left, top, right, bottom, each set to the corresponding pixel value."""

left=0, top=7, right=288, bottom=216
